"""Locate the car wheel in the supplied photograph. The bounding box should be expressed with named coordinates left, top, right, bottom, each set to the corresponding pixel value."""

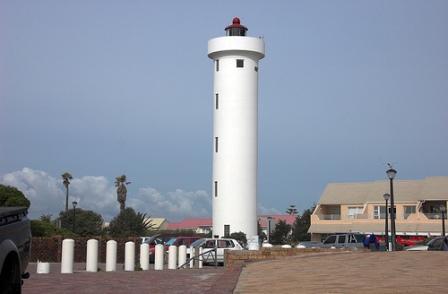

left=0, top=254, right=22, bottom=294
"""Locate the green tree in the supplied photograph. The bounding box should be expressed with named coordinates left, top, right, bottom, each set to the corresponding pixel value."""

left=286, top=204, right=298, bottom=215
left=0, top=184, right=30, bottom=208
left=230, top=231, right=247, bottom=247
left=108, top=207, right=153, bottom=237
left=31, top=215, right=74, bottom=237
left=270, top=220, right=291, bottom=245
left=59, top=208, right=103, bottom=236
left=292, top=206, right=315, bottom=242
left=61, top=172, right=73, bottom=212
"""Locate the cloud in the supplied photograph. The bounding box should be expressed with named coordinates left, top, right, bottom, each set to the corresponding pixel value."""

left=1, top=168, right=281, bottom=222
left=0, top=168, right=214, bottom=221
left=134, top=188, right=211, bottom=221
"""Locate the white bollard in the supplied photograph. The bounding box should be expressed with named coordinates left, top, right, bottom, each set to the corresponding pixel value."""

left=168, top=245, right=177, bottom=270
left=36, top=261, right=50, bottom=274
left=189, top=247, right=195, bottom=268
left=178, top=245, right=187, bottom=269
left=262, top=243, right=273, bottom=248
left=281, top=244, right=292, bottom=248
left=86, top=239, right=98, bottom=272
left=198, top=247, right=203, bottom=269
left=61, top=239, right=74, bottom=273
left=124, top=241, right=135, bottom=271
left=140, top=243, right=149, bottom=271
left=154, top=244, right=164, bottom=270
left=106, top=240, right=117, bottom=272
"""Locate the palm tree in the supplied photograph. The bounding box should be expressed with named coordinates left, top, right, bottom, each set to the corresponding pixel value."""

left=286, top=205, right=298, bottom=215
left=115, top=175, right=131, bottom=211
left=62, top=172, right=73, bottom=212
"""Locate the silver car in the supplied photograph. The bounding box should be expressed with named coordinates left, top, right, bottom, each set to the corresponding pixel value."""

left=322, top=233, right=365, bottom=249
left=190, top=238, right=243, bottom=263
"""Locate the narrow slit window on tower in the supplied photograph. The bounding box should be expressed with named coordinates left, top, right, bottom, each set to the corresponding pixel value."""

left=236, top=59, right=244, bottom=68
left=215, top=93, right=219, bottom=109
left=254, top=66, right=258, bottom=72
left=214, top=181, right=218, bottom=197
left=215, top=137, right=218, bottom=152
left=216, top=60, right=219, bottom=71
left=224, top=225, right=230, bottom=238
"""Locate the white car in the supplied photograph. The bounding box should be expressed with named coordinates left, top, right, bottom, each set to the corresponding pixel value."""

left=190, top=238, right=243, bottom=263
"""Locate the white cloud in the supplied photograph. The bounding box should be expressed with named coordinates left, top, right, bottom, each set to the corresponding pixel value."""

left=134, top=188, right=211, bottom=221
left=1, top=168, right=281, bottom=222
left=0, top=168, right=214, bottom=221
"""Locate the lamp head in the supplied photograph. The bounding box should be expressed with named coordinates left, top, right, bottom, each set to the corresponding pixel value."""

left=386, top=168, right=397, bottom=180
left=72, top=201, right=78, bottom=208
left=383, top=193, right=390, bottom=201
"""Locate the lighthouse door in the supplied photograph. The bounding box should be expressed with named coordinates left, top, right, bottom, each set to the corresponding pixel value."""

left=224, top=225, right=230, bottom=238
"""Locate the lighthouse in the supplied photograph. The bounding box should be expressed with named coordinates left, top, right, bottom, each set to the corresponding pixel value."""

left=208, top=17, right=265, bottom=239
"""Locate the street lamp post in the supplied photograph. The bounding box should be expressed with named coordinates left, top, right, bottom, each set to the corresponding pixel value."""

left=441, top=206, right=446, bottom=237
left=267, top=217, right=272, bottom=243
left=72, top=201, right=78, bottom=233
left=383, top=193, right=390, bottom=251
left=386, top=166, right=397, bottom=251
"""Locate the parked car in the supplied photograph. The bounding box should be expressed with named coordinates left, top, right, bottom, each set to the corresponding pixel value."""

left=296, top=241, right=324, bottom=249
left=0, top=207, right=31, bottom=292
left=164, top=236, right=201, bottom=251
left=405, top=236, right=448, bottom=251
left=190, top=238, right=243, bottom=264
left=322, top=233, right=365, bottom=249
left=141, top=235, right=164, bottom=262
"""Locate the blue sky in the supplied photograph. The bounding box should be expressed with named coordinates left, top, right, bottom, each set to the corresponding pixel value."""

left=1, top=1, right=447, bottom=220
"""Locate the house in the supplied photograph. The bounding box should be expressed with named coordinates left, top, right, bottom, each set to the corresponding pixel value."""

left=309, top=176, right=448, bottom=241
left=166, top=218, right=212, bottom=234
left=145, top=218, right=168, bottom=230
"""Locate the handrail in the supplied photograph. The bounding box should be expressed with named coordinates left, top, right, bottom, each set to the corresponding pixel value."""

left=177, top=247, right=218, bottom=269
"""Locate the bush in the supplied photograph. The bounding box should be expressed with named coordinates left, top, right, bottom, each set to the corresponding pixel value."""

left=108, top=207, right=153, bottom=237
left=0, top=184, right=30, bottom=208
left=230, top=231, right=247, bottom=247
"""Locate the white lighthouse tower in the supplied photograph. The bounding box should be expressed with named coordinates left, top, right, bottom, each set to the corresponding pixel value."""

left=208, top=17, right=265, bottom=239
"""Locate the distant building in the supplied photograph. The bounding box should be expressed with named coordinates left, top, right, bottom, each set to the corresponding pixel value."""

left=258, top=215, right=297, bottom=236
left=309, top=176, right=448, bottom=241
left=166, top=218, right=213, bottom=234
left=145, top=218, right=167, bottom=230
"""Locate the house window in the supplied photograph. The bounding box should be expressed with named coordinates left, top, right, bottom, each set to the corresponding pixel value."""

left=214, top=181, right=218, bottom=197
left=216, top=60, right=219, bottom=71
left=347, top=207, right=363, bottom=219
left=236, top=59, right=244, bottom=68
left=404, top=206, right=416, bottom=219
left=224, top=225, right=230, bottom=237
left=215, top=137, right=218, bottom=153
left=373, top=205, right=395, bottom=219
left=215, top=93, right=219, bottom=109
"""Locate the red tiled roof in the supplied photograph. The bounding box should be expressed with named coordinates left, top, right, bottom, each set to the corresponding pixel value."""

left=258, top=214, right=297, bottom=227
left=166, top=218, right=212, bottom=230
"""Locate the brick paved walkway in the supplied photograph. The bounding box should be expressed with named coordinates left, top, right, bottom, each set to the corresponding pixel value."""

left=23, top=263, right=242, bottom=294
left=234, top=251, right=448, bottom=293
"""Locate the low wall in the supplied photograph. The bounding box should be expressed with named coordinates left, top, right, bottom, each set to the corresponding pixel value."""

left=224, top=247, right=365, bottom=268
left=31, top=237, right=140, bottom=263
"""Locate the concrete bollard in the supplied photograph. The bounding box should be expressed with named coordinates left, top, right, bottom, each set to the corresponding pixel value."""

left=168, top=245, right=177, bottom=270
left=189, top=247, right=195, bottom=268
left=154, top=244, right=164, bottom=270
left=178, top=245, right=187, bottom=269
left=86, top=239, right=98, bottom=272
left=61, top=239, right=74, bottom=274
left=281, top=244, right=292, bottom=248
left=124, top=241, right=135, bottom=271
left=106, top=240, right=117, bottom=272
left=36, top=261, right=50, bottom=274
left=140, top=243, right=149, bottom=271
left=198, top=247, right=203, bottom=269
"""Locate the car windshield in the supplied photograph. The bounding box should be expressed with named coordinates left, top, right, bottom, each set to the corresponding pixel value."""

left=165, top=238, right=177, bottom=246
left=191, top=238, right=205, bottom=247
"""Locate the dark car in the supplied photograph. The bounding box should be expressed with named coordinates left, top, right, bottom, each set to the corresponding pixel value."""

left=428, top=236, right=448, bottom=251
